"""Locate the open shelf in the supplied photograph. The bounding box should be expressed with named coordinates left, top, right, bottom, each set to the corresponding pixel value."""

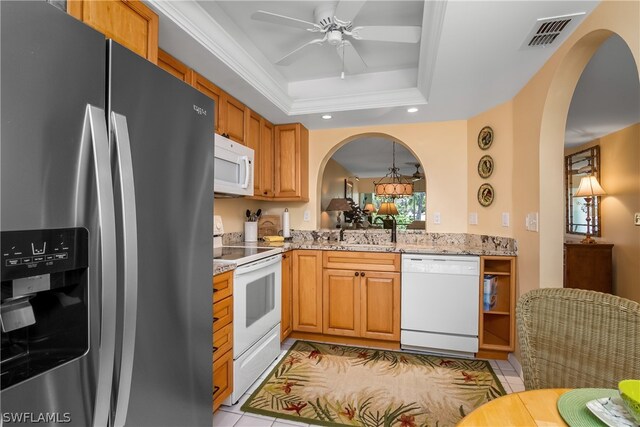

left=478, top=256, right=516, bottom=358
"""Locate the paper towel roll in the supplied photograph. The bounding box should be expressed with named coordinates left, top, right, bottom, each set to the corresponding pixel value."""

left=282, top=208, right=290, bottom=238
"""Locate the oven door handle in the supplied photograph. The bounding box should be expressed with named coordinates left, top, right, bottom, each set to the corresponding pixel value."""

left=235, top=254, right=282, bottom=276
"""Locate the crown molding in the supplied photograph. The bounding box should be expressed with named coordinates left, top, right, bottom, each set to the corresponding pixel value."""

left=418, top=1, right=448, bottom=100
left=290, top=88, right=427, bottom=115
left=149, top=0, right=444, bottom=117
left=148, top=0, right=292, bottom=112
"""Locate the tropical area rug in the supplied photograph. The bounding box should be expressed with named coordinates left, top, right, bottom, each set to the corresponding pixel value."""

left=241, top=340, right=506, bottom=426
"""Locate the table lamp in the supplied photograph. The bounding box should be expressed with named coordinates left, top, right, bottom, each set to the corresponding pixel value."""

left=574, top=175, right=606, bottom=244
left=326, top=198, right=352, bottom=228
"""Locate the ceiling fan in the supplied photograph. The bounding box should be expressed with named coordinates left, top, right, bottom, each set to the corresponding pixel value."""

left=251, top=0, right=421, bottom=78
left=402, top=163, right=425, bottom=182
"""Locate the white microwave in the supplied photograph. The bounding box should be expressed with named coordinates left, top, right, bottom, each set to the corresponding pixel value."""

left=214, top=133, right=254, bottom=197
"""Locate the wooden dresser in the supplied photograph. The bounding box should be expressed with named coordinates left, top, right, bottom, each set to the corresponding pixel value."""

left=564, top=243, right=613, bottom=294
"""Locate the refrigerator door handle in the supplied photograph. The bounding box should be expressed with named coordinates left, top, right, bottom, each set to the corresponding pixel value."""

left=110, top=112, right=139, bottom=427
left=83, top=105, right=118, bottom=427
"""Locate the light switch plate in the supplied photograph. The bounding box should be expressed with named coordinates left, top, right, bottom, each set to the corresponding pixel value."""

left=526, top=212, right=539, bottom=232
left=303, top=210, right=310, bottom=222
left=635, top=212, right=640, bottom=226
left=469, top=212, right=478, bottom=225
left=433, top=212, right=441, bottom=224
left=502, top=212, right=510, bottom=227
left=213, top=215, right=224, bottom=235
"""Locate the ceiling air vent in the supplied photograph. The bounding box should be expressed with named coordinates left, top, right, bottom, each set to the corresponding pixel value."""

left=521, top=12, right=585, bottom=49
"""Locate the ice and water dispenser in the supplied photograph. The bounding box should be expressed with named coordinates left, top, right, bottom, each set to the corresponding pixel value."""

left=1, top=228, right=89, bottom=390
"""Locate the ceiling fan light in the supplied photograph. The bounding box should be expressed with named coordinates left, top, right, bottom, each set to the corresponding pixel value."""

left=407, top=107, right=419, bottom=113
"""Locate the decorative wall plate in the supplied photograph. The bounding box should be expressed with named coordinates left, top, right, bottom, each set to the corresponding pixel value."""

left=478, top=183, right=494, bottom=207
left=478, top=126, right=494, bottom=150
left=478, top=155, right=494, bottom=178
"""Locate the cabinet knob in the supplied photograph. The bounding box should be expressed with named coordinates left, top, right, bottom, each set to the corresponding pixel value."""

left=282, top=254, right=287, bottom=259
left=263, top=191, right=268, bottom=195
left=355, top=272, right=360, bottom=277
left=361, top=272, right=366, bottom=277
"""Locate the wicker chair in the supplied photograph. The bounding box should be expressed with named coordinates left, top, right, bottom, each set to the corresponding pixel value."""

left=516, top=288, right=640, bottom=390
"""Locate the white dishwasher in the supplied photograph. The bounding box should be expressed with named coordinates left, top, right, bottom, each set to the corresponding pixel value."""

left=401, top=254, right=480, bottom=357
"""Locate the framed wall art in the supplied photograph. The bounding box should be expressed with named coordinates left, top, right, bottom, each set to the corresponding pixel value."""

left=478, top=183, right=494, bottom=207
left=478, top=155, right=494, bottom=179
left=478, top=126, right=494, bottom=150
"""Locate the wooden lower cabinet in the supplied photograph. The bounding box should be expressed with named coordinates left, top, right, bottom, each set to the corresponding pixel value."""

left=281, top=252, right=293, bottom=341
left=213, top=271, right=233, bottom=411
left=212, top=349, right=233, bottom=412
left=564, top=243, right=613, bottom=293
left=323, top=269, right=361, bottom=337
left=292, top=250, right=323, bottom=333
left=360, top=272, right=401, bottom=341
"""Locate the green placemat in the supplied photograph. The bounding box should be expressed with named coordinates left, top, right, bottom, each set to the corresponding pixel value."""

left=558, top=388, right=620, bottom=426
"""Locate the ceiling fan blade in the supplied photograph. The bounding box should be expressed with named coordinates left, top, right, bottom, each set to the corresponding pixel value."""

left=335, top=0, right=367, bottom=22
left=276, top=37, right=327, bottom=66
left=336, top=41, right=367, bottom=74
left=251, top=10, right=321, bottom=31
left=351, top=26, right=422, bottom=43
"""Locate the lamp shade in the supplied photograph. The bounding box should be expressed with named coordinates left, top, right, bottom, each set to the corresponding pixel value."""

left=326, top=198, right=352, bottom=212
left=375, top=183, right=413, bottom=197
left=377, top=202, right=398, bottom=216
left=575, top=176, right=606, bottom=197
left=363, top=203, right=376, bottom=213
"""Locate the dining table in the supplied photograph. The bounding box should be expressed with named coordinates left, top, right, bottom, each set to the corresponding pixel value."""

left=458, top=388, right=572, bottom=426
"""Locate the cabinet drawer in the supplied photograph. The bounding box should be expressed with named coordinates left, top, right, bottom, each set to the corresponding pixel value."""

left=213, top=271, right=233, bottom=303
left=213, top=349, right=233, bottom=411
left=213, top=296, right=233, bottom=332
left=323, top=251, right=400, bottom=272
left=213, top=322, right=233, bottom=358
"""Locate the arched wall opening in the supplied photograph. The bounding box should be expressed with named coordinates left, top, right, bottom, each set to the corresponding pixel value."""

left=315, top=132, right=426, bottom=229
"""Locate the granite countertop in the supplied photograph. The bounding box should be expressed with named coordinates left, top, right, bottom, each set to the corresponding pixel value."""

left=214, top=231, right=517, bottom=276
left=229, top=240, right=517, bottom=257
left=213, top=261, right=236, bottom=276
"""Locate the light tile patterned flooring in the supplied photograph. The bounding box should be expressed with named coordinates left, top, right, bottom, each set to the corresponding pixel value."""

left=213, top=338, right=525, bottom=427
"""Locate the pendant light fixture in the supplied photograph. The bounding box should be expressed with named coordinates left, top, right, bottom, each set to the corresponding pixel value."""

left=374, top=142, right=413, bottom=197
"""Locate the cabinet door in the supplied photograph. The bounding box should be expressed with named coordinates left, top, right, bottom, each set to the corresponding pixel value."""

left=221, top=93, right=246, bottom=144
left=323, top=269, right=361, bottom=337
left=292, top=250, right=323, bottom=333
left=245, top=109, right=262, bottom=195
left=281, top=252, right=293, bottom=342
left=274, top=123, right=309, bottom=200
left=189, top=71, right=221, bottom=134
left=157, top=49, right=192, bottom=83
left=360, top=272, right=401, bottom=341
left=68, top=0, right=158, bottom=63
left=259, top=118, right=275, bottom=198
left=212, top=349, right=233, bottom=411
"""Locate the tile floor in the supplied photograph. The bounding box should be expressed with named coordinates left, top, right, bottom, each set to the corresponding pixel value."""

left=213, top=338, right=525, bottom=427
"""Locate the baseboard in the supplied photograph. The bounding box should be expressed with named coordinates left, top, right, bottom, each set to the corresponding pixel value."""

left=289, top=331, right=400, bottom=350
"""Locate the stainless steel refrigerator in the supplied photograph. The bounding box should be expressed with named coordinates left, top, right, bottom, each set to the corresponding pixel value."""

left=1, top=2, right=213, bottom=426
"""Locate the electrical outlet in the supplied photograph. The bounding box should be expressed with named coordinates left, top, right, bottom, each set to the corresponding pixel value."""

left=635, top=212, right=640, bottom=226
left=469, top=212, right=478, bottom=225
left=526, top=212, right=539, bottom=232
left=303, top=210, right=310, bottom=222
left=501, top=212, right=510, bottom=227
left=433, top=212, right=441, bottom=225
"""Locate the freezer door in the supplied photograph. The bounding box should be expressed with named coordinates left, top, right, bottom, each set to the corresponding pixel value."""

left=1, top=2, right=115, bottom=427
left=108, top=42, right=213, bottom=427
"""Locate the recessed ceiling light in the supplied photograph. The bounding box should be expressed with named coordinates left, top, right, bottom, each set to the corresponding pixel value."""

left=407, top=107, right=419, bottom=113
left=322, top=114, right=332, bottom=120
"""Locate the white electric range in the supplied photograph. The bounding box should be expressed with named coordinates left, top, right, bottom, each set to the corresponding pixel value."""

left=213, top=216, right=282, bottom=405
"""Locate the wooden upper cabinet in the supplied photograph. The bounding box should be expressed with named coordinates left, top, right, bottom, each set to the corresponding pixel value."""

left=189, top=71, right=221, bottom=134
left=220, top=93, right=247, bottom=144
left=246, top=109, right=262, bottom=195
left=260, top=119, right=275, bottom=198
left=68, top=0, right=158, bottom=64
left=274, top=123, right=309, bottom=201
left=157, top=49, right=192, bottom=83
